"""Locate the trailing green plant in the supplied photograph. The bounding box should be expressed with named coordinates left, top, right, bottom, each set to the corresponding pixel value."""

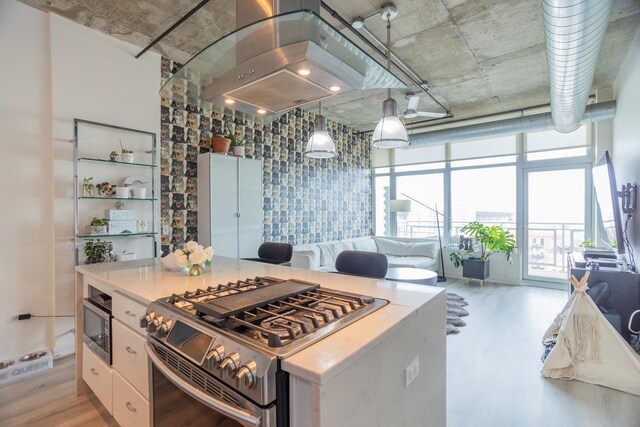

left=226, top=124, right=246, bottom=147
left=84, top=239, right=112, bottom=264
left=449, top=221, right=516, bottom=268
left=90, top=217, right=107, bottom=226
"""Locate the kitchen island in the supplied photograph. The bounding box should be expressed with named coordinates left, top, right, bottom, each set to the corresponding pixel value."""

left=75, top=256, right=446, bottom=427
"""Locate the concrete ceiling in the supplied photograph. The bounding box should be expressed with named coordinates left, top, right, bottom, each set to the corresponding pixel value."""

left=20, top=0, right=640, bottom=130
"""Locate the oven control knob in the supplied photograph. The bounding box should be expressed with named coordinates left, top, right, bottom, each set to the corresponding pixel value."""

left=156, top=320, right=173, bottom=338
left=205, top=345, right=225, bottom=369
left=139, top=311, right=155, bottom=328
left=236, top=361, right=258, bottom=390
left=147, top=315, right=163, bottom=333
left=220, top=353, right=240, bottom=379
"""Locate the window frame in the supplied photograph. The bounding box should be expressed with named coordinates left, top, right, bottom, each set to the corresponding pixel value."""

left=372, top=126, right=593, bottom=258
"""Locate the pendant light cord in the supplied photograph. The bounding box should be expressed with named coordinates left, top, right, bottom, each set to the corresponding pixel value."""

left=386, top=16, right=391, bottom=100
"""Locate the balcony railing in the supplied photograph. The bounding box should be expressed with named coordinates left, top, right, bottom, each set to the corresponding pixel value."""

left=398, top=219, right=584, bottom=277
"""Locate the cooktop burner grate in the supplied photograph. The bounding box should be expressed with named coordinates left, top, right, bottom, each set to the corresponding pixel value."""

left=164, top=277, right=378, bottom=348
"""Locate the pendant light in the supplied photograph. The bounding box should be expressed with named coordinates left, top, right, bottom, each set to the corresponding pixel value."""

left=372, top=5, right=409, bottom=149
left=305, top=102, right=337, bottom=158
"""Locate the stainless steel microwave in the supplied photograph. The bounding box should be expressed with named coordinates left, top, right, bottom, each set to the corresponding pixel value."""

left=83, top=292, right=112, bottom=365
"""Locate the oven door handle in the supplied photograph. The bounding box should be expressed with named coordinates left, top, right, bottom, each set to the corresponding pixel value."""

left=145, top=344, right=261, bottom=427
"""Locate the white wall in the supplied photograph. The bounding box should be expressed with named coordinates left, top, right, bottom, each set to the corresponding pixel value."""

left=50, top=15, right=160, bottom=357
left=0, top=2, right=160, bottom=360
left=612, top=28, right=640, bottom=265
left=0, top=1, right=55, bottom=360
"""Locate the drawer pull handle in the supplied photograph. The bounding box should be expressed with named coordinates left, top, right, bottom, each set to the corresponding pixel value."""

left=125, top=346, right=137, bottom=355
left=124, top=310, right=137, bottom=317
left=126, top=401, right=137, bottom=413
left=90, top=368, right=99, bottom=376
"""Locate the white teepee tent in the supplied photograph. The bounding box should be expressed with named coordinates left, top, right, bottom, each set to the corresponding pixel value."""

left=541, top=272, right=640, bottom=396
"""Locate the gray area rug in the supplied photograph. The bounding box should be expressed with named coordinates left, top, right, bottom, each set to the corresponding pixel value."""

left=447, top=292, right=469, bottom=335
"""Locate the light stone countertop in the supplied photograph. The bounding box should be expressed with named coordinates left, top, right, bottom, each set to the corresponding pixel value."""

left=76, top=256, right=444, bottom=384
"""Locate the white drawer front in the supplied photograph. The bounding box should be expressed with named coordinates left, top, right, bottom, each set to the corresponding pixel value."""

left=113, top=319, right=150, bottom=399
left=113, top=292, right=147, bottom=332
left=113, top=371, right=150, bottom=427
left=82, top=343, right=113, bottom=414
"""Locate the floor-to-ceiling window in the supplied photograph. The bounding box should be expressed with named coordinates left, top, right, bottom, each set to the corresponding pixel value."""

left=395, top=172, right=444, bottom=238
left=372, top=125, right=592, bottom=284
left=450, top=161, right=517, bottom=243
left=522, top=126, right=592, bottom=284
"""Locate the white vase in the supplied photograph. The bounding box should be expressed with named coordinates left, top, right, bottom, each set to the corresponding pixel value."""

left=132, top=188, right=147, bottom=199
left=114, top=187, right=130, bottom=198
left=232, top=146, right=245, bottom=157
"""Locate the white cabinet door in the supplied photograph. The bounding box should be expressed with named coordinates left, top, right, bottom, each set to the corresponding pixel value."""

left=82, top=343, right=113, bottom=414
left=112, top=292, right=147, bottom=332
left=238, top=158, right=263, bottom=258
left=198, top=154, right=262, bottom=259
left=113, top=371, right=150, bottom=427
left=113, top=320, right=149, bottom=399
left=198, top=154, right=239, bottom=257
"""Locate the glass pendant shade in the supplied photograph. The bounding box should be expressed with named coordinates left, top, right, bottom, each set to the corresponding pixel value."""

left=305, top=112, right=337, bottom=158
left=372, top=115, right=409, bottom=148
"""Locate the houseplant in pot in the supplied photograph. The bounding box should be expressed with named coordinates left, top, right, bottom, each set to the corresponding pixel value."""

left=226, top=124, right=246, bottom=157
left=83, top=239, right=112, bottom=264
left=211, top=131, right=231, bottom=154
left=86, top=217, right=108, bottom=235
left=449, top=221, right=516, bottom=285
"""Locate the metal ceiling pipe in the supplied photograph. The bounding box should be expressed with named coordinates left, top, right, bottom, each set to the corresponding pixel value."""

left=408, top=100, right=615, bottom=146
left=542, top=0, right=614, bottom=133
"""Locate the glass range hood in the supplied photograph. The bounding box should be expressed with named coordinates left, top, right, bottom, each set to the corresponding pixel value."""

left=159, top=10, right=406, bottom=123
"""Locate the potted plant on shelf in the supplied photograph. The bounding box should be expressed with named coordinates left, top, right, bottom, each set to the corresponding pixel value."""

left=82, top=177, right=94, bottom=197
left=226, top=124, right=246, bottom=157
left=83, top=239, right=112, bottom=264
left=449, top=221, right=516, bottom=286
left=86, top=217, right=108, bottom=235
left=211, top=131, right=231, bottom=154
left=120, top=139, right=134, bottom=163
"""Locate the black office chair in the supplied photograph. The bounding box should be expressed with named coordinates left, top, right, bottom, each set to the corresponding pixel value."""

left=335, top=250, right=388, bottom=279
left=243, top=242, right=293, bottom=265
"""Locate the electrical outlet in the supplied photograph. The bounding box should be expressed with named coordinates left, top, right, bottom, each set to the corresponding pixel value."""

left=405, top=356, right=419, bottom=388
left=162, top=224, right=169, bottom=235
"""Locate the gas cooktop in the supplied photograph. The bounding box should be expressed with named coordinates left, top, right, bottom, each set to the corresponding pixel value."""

left=159, top=277, right=388, bottom=353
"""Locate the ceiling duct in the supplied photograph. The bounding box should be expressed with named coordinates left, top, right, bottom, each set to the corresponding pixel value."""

left=408, top=101, right=615, bottom=147
left=543, top=0, right=614, bottom=133
left=159, top=0, right=405, bottom=122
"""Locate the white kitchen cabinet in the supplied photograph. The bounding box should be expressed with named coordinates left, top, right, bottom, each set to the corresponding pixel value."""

left=113, top=371, right=150, bottom=427
left=112, top=320, right=149, bottom=399
left=113, top=292, right=148, bottom=332
left=198, top=153, right=262, bottom=258
left=82, top=343, right=113, bottom=414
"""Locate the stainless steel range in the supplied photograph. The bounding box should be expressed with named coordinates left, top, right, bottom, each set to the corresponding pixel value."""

left=142, top=276, right=388, bottom=427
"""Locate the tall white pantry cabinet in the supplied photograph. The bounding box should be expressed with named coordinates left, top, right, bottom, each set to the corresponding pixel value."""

left=197, top=153, right=263, bottom=258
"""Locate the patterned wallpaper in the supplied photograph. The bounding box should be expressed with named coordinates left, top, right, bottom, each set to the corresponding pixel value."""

left=160, top=58, right=372, bottom=255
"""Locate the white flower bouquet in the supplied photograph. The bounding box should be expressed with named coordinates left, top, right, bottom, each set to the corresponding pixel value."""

left=173, top=241, right=214, bottom=276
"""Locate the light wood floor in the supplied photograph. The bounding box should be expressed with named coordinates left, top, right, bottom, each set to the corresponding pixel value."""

left=444, top=279, right=640, bottom=427
left=0, top=355, right=117, bottom=427
left=2, top=280, right=639, bottom=427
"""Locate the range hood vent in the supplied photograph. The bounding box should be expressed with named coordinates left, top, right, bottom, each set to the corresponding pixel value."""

left=160, top=1, right=406, bottom=122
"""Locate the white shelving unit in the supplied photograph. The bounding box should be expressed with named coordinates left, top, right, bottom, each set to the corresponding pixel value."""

left=73, top=119, right=158, bottom=265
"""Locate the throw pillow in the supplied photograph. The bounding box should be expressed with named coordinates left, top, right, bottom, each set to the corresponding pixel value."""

left=375, top=238, right=438, bottom=258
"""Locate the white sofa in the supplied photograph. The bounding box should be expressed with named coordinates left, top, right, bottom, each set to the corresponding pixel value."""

left=291, top=236, right=439, bottom=273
